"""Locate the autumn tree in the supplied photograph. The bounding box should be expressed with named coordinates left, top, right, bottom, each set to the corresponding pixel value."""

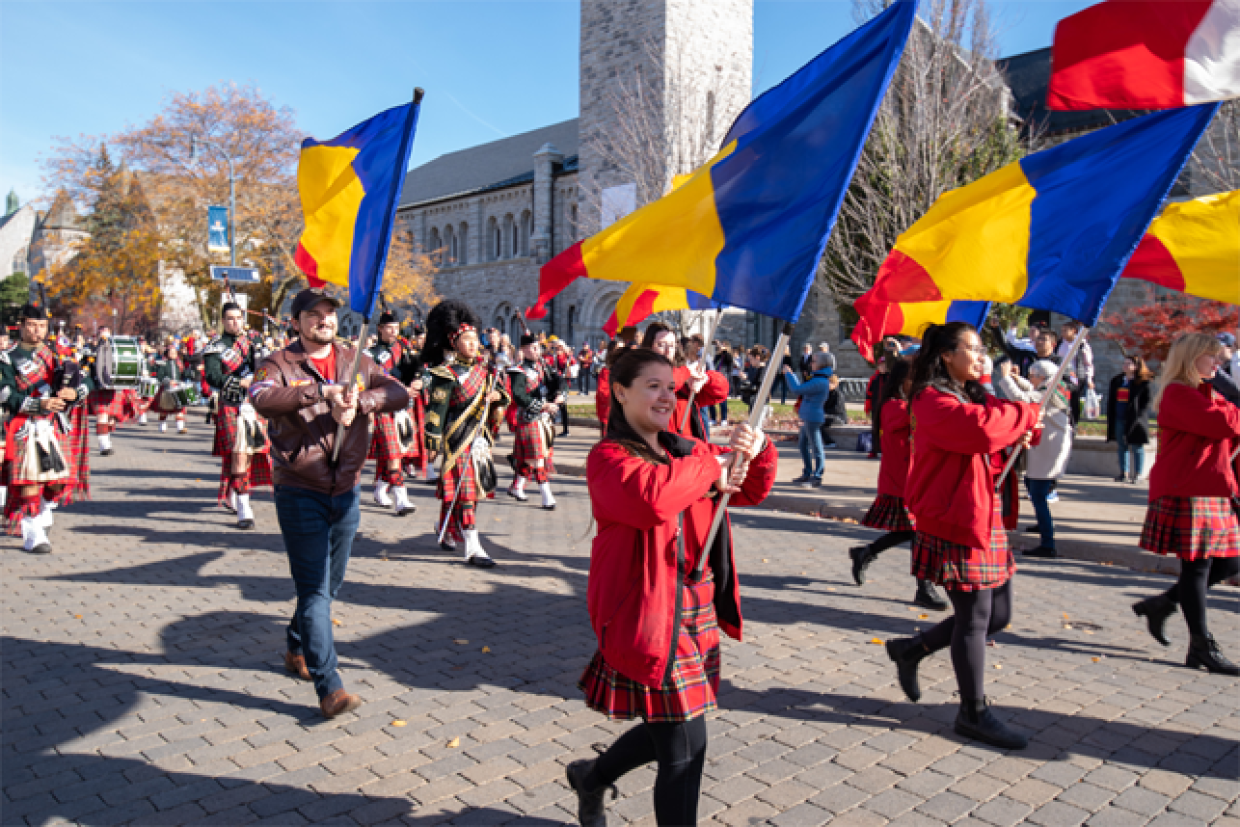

left=1096, top=294, right=1239, bottom=363
left=380, top=231, right=440, bottom=319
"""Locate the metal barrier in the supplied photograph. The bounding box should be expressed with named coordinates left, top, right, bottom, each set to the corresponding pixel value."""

left=839, top=377, right=869, bottom=403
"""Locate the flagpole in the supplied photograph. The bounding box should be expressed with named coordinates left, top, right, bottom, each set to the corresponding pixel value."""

left=330, top=87, right=424, bottom=464
left=693, top=321, right=791, bottom=578
left=993, top=328, right=1089, bottom=492
left=678, top=306, right=725, bottom=433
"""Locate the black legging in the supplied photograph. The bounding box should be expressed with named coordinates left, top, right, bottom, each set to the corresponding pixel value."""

left=588, top=717, right=708, bottom=826
left=1161, top=557, right=1240, bottom=638
left=919, top=580, right=1013, bottom=702
left=870, top=530, right=914, bottom=556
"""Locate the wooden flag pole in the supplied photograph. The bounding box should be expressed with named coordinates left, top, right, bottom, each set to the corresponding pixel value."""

left=678, top=307, right=725, bottom=433
left=693, top=321, right=791, bottom=578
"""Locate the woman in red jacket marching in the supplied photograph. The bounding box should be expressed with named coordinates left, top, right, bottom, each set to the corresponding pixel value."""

left=1131, top=333, right=1239, bottom=675
left=884, top=323, right=1040, bottom=750
left=641, top=322, right=730, bottom=441
left=849, top=357, right=949, bottom=611
left=567, top=348, right=777, bottom=827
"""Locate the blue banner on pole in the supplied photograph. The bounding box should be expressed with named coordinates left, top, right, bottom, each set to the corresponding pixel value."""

left=208, top=206, right=229, bottom=253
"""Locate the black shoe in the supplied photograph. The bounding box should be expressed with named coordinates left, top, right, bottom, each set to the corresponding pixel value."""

left=913, top=580, right=949, bottom=611
left=955, top=698, right=1028, bottom=749
left=1132, top=594, right=1177, bottom=647
left=542, top=502, right=557, bottom=511
left=1186, top=634, right=1239, bottom=676
left=810, top=478, right=823, bottom=488
left=100, top=448, right=114, bottom=457
left=507, top=486, right=528, bottom=502
left=1114, top=474, right=1126, bottom=482
left=849, top=545, right=876, bottom=586
left=236, top=519, right=254, bottom=530
left=26, top=543, right=52, bottom=555
left=394, top=503, right=416, bottom=517
left=565, top=759, right=615, bottom=827
left=1023, top=546, right=1059, bottom=558
left=791, top=475, right=812, bottom=485
left=1023, top=524, right=1041, bottom=533
left=467, top=555, right=497, bottom=569
left=885, top=636, right=929, bottom=702
left=439, top=540, right=457, bottom=552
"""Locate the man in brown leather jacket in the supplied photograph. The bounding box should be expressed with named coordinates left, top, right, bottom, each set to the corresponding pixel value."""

left=250, top=288, right=409, bottom=719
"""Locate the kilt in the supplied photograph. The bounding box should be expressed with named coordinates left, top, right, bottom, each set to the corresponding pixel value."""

left=149, top=386, right=183, bottom=415
left=911, top=503, right=1013, bottom=592
left=1139, top=496, right=1240, bottom=561
left=579, top=575, right=720, bottom=723
left=511, top=418, right=553, bottom=471
left=4, top=407, right=90, bottom=533
left=217, top=453, right=274, bottom=500
left=212, top=404, right=270, bottom=457
left=862, top=494, right=914, bottom=532
left=87, top=389, right=131, bottom=421
left=437, top=451, right=479, bottom=505
left=122, top=390, right=148, bottom=419
left=368, top=410, right=423, bottom=464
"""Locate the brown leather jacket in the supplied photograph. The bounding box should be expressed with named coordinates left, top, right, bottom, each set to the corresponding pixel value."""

left=250, top=340, right=409, bottom=496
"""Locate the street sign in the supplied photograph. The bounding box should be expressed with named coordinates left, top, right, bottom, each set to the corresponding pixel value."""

left=210, top=266, right=261, bottom=283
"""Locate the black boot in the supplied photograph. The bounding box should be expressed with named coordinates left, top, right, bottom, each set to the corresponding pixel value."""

left=886, top=636, right=930, bottom=702
left=849, top=545, right=876, bottom=586
left=913, top=580, right=949, bottom=611
left=1132, top=594, right=1177, bottom=647
left=954, top=698, right=1028, bottom=749
left=1186, top=634, right=1240, bottom=676
left=565, top=759, right=615, bottom=827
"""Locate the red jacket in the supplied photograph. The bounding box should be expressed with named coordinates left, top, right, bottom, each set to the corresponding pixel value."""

left=907, top=386, right=1039, bottom=549
left=586, top=433, right=777, bottom=688
left=877, top=399, right=911, bottom=499
left=1149, top=382, right=1240, bottom=502
left=595, top=368, right=611, bottom=431
left=671, top=365, right=729, bottom=437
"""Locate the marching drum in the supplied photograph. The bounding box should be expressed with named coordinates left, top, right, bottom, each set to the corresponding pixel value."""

left=139, top=377, right=161, bottom=398
left=172, top=382, right=202, bottom=407
left=97, top=336, right=146, bottom=390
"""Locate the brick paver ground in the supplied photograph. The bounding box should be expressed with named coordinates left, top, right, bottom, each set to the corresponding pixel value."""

left=3, top=420, right=1237, bottom=826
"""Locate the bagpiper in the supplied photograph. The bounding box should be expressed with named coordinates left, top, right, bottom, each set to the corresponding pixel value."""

left=0, top=304, right=92, bottom=554
left=423, top=300, right=510, bottom=568
left=203, top=302, right=273, bottom=529
left=86, top=326, right=132, bottom=456
left=505, top=333, right=564, bottom=510
left=365, top=309, right=424, bottom=516
left=149, top=341, right=190, bottom=434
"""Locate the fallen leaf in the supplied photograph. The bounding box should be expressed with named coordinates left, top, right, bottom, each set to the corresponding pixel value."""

left=827, top=587, right=836, bottom=592
left=1062, top=612, right=1070, bottom=620
left=1063, top=624, right=1073, bottom=630
left=73, top=614, right=82, bottom=619
left=447, top=737, right=460, bottom=748
left=482, top=646, right=491, bottom=653
left=919, top=614, right=929, bottom=620
left=994, top=664, right=1003, bottom=669
left=907, top=607, right=917, bottom=612
left=762, top=558, right=769, bottom=563
left=1091, top=657, right=1101, bottom=663
left=869, top=638, right=883, bottom=645
left=392, top=720, right=407, bottom=727
left=454, top=639, right=469, bottom=645
left=332, top=618, right=342, bottom=626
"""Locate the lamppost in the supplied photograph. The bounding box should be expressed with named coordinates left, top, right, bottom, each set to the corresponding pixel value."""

left=189, top=136, right=236, bottom=266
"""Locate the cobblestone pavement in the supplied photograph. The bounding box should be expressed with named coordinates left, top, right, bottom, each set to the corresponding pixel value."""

left=3, top=421, right=1238, bottom=827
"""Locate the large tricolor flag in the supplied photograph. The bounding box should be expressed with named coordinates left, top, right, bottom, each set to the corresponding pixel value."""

left=1124, top=190, right=1240, bottom=304
left=527, top=0, right=917, bottom=326
left=294, top=98, right=422, bottom=316
left=851, top=295, right=989, bottom=361
left=602, top=283, right=715, bottom=337
left=1048, top=0, right=1240, bottom=111
left=860, top=104, right=1218, bottom=345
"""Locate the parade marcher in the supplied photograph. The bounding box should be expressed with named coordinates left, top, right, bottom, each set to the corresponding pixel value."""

left=250, top=288, right=410, bottom=718
left=365, top=310, right=424, bottom=516
left=864, top=354, right=889, bottom=459
left=0, top=304, right=91, bottom=554
left=567, top=348, right=776, bottom=827
left=885, top=323, right=1041, bottom=749
left=595, top=330, right=637, bottom=433
left=849, top=359, right=949, bottom=611
left=1106, top=355, right=1154, bottom=482
left=505, top=334, right=565, bottom=509
left=423, top=300, right=510, bottom=567
left=1131, top=332, right=1239, bottom=676
left=641, top=322, right=728, bottom=441
left=86, top=326, right=130, bottom=456
left=204, top=303, right=273, bottom=529
left=149, top=342, right=189, bottom=434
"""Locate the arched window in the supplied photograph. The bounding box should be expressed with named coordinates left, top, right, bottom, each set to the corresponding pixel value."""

left=487, top=217, right=500, bottom=261
left=520, top=210, right=533, bottom=257
left=444, top=225, right=457, bottom=266
left=502, top=214, right=516, bottom=259
left=11, top=245, right=28, bottom=274
left=457, top=223, right=469, bottom=266
left=428, top=228, right=442, bottom=263
left=510, top=314, right=523, bottom=341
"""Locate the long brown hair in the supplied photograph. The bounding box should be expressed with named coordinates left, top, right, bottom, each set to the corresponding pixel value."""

left=639, top=322, right=684, bottom=367
left=1154, top=332, right=1221, bottom=410
left=1127, top=354, right=1154, bottom=382
left=605, top=348, right=674, bottom=465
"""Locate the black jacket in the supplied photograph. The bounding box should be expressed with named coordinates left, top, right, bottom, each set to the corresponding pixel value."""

left=1105, top=374, right=1152, bottom=445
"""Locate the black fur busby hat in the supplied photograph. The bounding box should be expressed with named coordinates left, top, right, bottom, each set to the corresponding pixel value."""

left=378, top=310, right=400, bottom=326
left=519, top=333, right=538, bottom=347
left=423, top=299, right=481, bottom=366
left=20, top=303, right=48, bottom=321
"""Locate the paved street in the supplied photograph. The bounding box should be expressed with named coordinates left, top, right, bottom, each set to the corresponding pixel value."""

left=3, top=421, right=1238, bottom=827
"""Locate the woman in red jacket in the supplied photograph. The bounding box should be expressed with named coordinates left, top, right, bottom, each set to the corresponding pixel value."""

left=641, top=322, right=729, bottom=441
left=884, top=323, right=1040, bottom=750
left=567, top=347, right=777, bottom=827
left=849, top=358, right=948, bottom=611
left=1131, top=333, right=1240, bottom=675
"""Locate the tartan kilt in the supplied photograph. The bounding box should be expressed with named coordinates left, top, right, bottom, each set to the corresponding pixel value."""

left=87, top=389, right=131, bottom=421
left=122, top=390, right=148, bottom=419
left=437, top=452, right=479, bottom=505
left=579, top=575, right=720, bottom=723
left=368, top=410, right=423, bottom=463
left=149, top=387, right=183, bottom=415
left=217, top=453, right=274, bottom=501
left=3, top=407, right=90, bottom=533
left=510, top=418, right=552, bottom=470
left=911, top=503, right=1013, bottom=592
left=212, top=404, right=270, bottom=457
left=1139, top=496, right=1240, bottom=561
left=862, top=494, right=915, bottom=532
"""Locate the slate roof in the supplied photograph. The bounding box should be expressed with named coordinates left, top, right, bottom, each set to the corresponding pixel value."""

left=995, top=48, right=1145, bottom=137
left=38, top=191, right=86, bottom=232
left=399, top=119, right=579, bottom=209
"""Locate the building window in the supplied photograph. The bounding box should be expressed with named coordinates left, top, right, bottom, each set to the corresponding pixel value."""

left=428, top=228, right=442, bottom=263
left=503, top=214, right=516, bottom=259
left=487, top=217, right=500, bottom=261
left=520, top=210, right=532, bottom=257
left=444, top=225, right=457, bottom=265
left=458, top=223, right=469, bottom=266
left=510, top=314, right=523, bottom=341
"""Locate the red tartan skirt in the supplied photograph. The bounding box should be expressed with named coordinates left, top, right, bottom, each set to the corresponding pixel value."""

left=438, top=451, right=487, bottom=504
left=368, top=410, right=423, bottom=464
left=217, top=453, right=274, bottom=500
left=911, top=503, right=1013, bottom=592
left=510, top=419, right=553, bottom=471
left=87, top=389, right=131, bottom=421
left=1139, top=496, right=1240, bottom=561
left=862, top=494, right=915, bottom=532
left=212, top=404, right=270, bottom=457
left=3, top=408, right=91, bottom=534
left=579, top=575, right=720, bottom=723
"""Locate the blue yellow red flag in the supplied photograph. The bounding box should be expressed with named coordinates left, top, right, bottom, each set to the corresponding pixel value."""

left=851, top=294, right=990, bottom=362
left=295, top=99, right=421, bottom=317
left=602, top=283, right=715, bottom=337
left=866, top=103, right=1220, bottom=327
left=1123, top=190, right=1240, bottom=305
left=528, top=0, right=917, bottom=325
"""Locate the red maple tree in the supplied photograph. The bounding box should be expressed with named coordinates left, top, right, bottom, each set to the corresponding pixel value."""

left=1097, top=294, right=1239, bottom=362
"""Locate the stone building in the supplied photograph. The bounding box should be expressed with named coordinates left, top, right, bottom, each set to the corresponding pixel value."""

left=0, top=190, right=37, bottom=281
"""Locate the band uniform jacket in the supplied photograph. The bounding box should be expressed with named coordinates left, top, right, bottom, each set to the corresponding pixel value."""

left=366, top=337, right=422, bottom=386
left=507, top=358, right=562, bottom=426
left=424, top=356, right=511, bottom=458
left=204, top=332, right=262, bottom=404
left=249, top=341, right=409, bottom=496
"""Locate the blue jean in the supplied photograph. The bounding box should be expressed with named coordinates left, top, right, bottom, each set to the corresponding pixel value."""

left=1025, top=478, right=1055, bottom=550
left=273, top=483, right=361, bottom=700
left=1116, top=430, right=1145, bottom=479
left=798, top=422, right=825, bottom=479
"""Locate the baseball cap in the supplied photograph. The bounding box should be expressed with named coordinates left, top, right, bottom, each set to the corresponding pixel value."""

left=1216, top=332, right=1236, bottom=348
left=290, top=287, right=342, bottom=318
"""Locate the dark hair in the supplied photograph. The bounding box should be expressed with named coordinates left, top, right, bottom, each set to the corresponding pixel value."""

left=878, top=356, right=913, bottom=409
left=221, top=302, right=242, bottom=318
left=1128, top=353, right=1155, bottom=382
left=909, top=322, right=986, bottom=404
left=605, top=348, right=674, bottom=465
left=639, top=322, right=682, bottom=365
left=1038, top=328, right=1060, bottom=345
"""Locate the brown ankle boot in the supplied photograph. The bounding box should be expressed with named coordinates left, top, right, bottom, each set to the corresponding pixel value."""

left=320, top=689, right=362, bottom=719
left=283, top=651, right=311, bottom=681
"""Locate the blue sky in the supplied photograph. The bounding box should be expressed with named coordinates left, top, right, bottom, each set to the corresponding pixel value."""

left=0, top=0, right=1093, bottom=206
